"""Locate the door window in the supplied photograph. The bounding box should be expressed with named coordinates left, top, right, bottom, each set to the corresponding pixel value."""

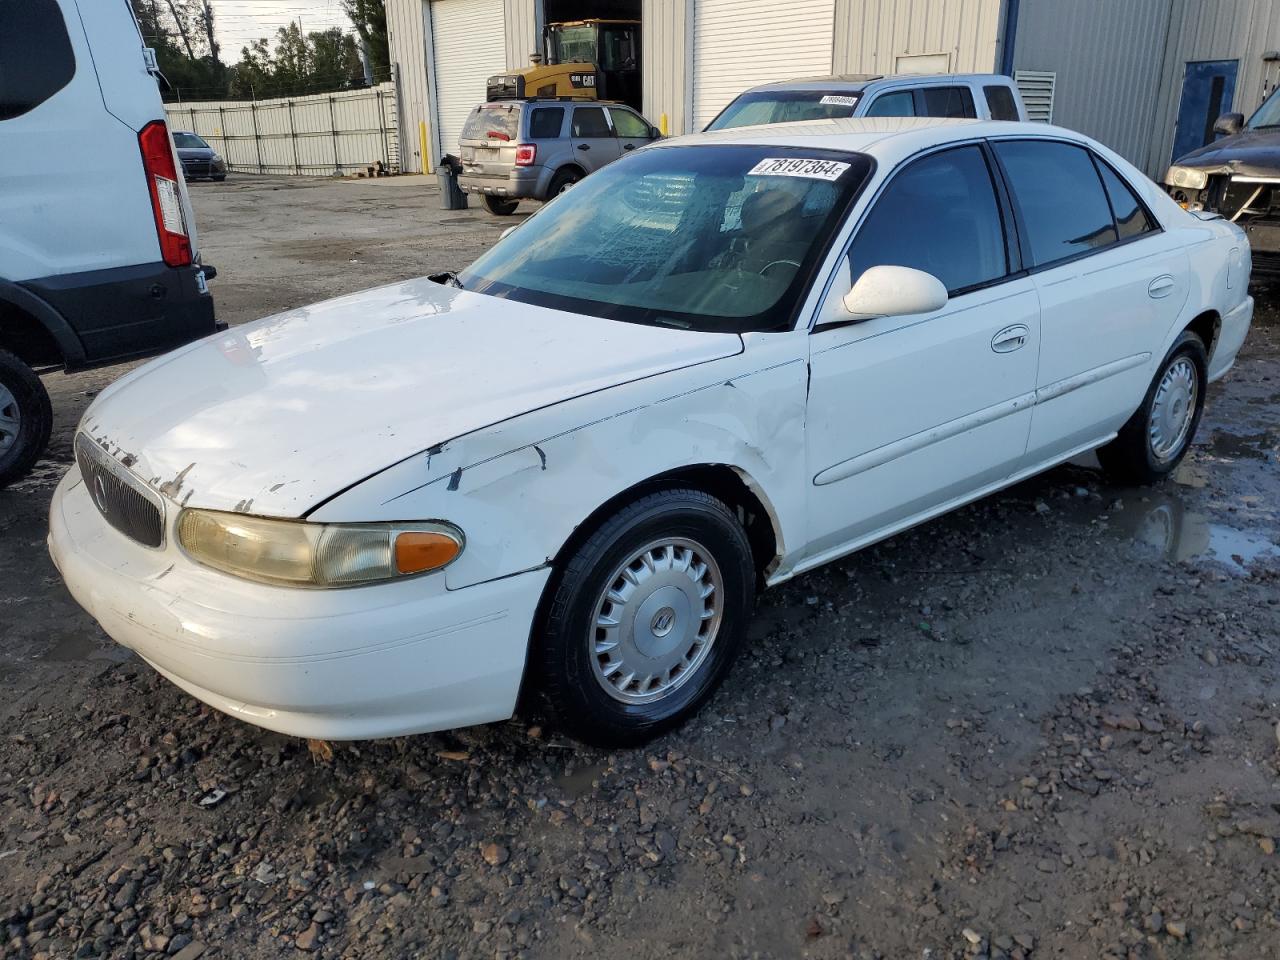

left=528, top=107, right=565, bottom=139
left=848, top=145, right=1009, bottom=295
left=920, top=86, right=977, bottom=118
left=0, top=0, right=75, bottom=121
left=994, top=140, right=1118, bottom=267
left=610, top=108, right=650, bottom=139
left=1095, top=159, right=1156, bottom=240
left=572, top=106, right=612, bottom=138
left=865, top=91, right=915, bottom=117
left=984, top=85, right=1020, bottom=121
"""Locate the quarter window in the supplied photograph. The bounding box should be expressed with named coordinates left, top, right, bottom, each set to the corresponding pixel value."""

left=865, top=91, right=915, bottom=117
left=1096, top=159, right=1156, bottom=240
left=0, top=0, right=76, bottom=121
left=994, top=140, right=1117, bottom=267
left=984, top=85, right=1020, bottom=121
left=572, top=106, right=612, bottom=138
left=528, top=107, right=564, bottom=139
left=848, top=145, right=1008, bottom=295
left=920, top=86, right=976, bottom=118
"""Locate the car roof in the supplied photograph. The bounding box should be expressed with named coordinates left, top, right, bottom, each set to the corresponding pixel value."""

left=665, top=116, right=1096, bottom=166
left=742, top=73, right=1014, bottom=94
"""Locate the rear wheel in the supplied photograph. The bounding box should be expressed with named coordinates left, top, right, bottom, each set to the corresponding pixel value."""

left=483, top=195, right=519, bottom=216
left=547, top=168, right=581, bottom=197
left=0, top=349, right=53, bottom=488
left=536, top=488, right=755, bottom=747
left=1098, top=330, right=1207, bottom=484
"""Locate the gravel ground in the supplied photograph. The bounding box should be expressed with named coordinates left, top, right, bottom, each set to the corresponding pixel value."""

left=2, top=176, right=1279, bottom=960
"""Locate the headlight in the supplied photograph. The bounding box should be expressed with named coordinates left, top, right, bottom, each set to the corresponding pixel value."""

left=177, top=510, right=463, bottom=587
left=1166, top=165, right=1208, bottom=190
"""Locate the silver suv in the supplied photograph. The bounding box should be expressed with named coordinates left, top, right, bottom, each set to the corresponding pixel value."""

left=457, top=100, right=661, bottom=215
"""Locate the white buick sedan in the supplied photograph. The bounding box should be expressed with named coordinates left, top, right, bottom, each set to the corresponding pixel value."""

left=51, top=119, right=1253, bottom=746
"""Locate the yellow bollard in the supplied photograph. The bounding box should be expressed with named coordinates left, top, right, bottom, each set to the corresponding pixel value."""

left=419, top=120, right=432, bottom=174
left=660, top=113, right=669, bottom=136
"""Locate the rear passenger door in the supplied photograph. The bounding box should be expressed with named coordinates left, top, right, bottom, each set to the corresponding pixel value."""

left=570, top=105, right=621, bottom=172
left=990, top=139, right=1189, bottom=464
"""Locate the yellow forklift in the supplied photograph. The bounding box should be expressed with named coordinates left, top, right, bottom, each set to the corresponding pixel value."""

left=486, top=19, right=641, bottom=111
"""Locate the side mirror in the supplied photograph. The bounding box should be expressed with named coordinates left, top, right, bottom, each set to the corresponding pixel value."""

left=1213, top=112, right=1244, bottom=137
left=649, top=125, right=662, bottom=139
left=840, top=265, right=948, bottom=321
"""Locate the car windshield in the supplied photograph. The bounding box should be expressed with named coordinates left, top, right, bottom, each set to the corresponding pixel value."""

left=1247, top=86, right=1280, bottom=129
left=706, top=90, right=863, bottom=131
left=461, top=104, right=521, bottom=142
left=457, top=144, right=873, bottom=333
left=172, top=132, right=209, bottom=149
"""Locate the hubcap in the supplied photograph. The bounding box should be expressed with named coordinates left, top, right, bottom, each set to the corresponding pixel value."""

left=0, top=382, right=20, bottom=455
left=1149, top=356, right=1198, bottom=461
left=590, top=538, right=723, bottom=704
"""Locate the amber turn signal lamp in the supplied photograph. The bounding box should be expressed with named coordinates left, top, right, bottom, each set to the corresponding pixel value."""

left=395, top=531, right=462, bottom=574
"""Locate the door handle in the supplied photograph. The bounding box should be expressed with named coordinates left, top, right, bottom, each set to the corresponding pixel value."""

left=1148, top=275, right=1176, bottom=299
left=991, top=324, right=1030, bottom=353
left=577, top=144, right=590, bottom=151
left=623, top=143, right=636, bottom=151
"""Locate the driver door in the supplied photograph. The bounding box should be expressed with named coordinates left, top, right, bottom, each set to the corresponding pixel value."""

left=803, top=144, right=1041, bottom=562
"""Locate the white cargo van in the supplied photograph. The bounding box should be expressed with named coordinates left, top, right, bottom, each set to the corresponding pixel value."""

left=0, top=0, right=219, bottom=486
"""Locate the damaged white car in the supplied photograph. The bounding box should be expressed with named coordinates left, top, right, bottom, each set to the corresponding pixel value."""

left=50, top=119, right=1253, bottom=746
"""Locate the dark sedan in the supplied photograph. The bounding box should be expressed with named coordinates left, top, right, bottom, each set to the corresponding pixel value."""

left=173, top=130, right=227, bottom=182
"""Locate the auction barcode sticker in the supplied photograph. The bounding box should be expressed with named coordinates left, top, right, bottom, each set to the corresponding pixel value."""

left=748, top=157, right=851, bottom=181
left=819, top=95, right=859, bottom=106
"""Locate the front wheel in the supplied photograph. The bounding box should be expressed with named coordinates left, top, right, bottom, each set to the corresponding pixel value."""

left=536, top=488, right=755, bottom=747
left=1098, top=330, right=1207, bottom=484
left=483, top=195, right=519, bottom=216
left=0, top=349, right=53, bottom=488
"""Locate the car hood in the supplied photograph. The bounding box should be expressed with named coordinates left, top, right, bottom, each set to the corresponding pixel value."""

left=81, top=278, right=743, bottom=516
left=176, top=146, right=217, bottom=159
left=1172, top=128, right=1280, bottom=178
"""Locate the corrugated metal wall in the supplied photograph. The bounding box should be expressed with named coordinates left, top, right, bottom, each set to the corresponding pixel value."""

left=1011, top=0, right=1172, bottom=171
left=386, top=0, right=431, bottom=172
left=1146, top=0, right=1280, bottom=173
left=642, top=0, right=692, bottom=134
left=833, top=0, right=1002, bottom=76
left=505, top=0, right=541, bottom=70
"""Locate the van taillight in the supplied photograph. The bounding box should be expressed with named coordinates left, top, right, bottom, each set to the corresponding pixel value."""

left=514, top=143, right=536, bottom=166
left=138, top=120, right=192, bottom=268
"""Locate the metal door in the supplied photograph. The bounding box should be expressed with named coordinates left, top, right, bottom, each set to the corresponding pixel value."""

left=1171, top=60, right=1238, bottom=163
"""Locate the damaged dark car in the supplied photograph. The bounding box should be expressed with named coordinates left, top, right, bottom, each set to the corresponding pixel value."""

left=1165, top=85, right=1280, bottom=280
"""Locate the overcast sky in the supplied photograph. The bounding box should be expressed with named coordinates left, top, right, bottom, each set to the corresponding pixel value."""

left=210, top=0, right=355, bottom=63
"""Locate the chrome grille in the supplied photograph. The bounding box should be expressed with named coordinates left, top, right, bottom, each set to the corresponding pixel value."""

left=75, top=433, right=165, bottom=548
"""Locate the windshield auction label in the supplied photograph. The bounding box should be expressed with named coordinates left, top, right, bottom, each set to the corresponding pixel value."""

left=748, top=158, right=851, bottom=181
left=819, top=95, right=859, bottom=106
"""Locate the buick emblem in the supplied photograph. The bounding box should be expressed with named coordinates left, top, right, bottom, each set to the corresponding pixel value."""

left=92, top=473, right=110, bottom=515
left=650, top=607, right=676, bottom=637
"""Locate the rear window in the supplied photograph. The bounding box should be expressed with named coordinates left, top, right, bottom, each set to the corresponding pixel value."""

left=461, top=104, right=521, bottom=142
left=527, top=107, right=564, bottom=139
left=984, top=85, right=1020, bottom=121
left=0, top=0, right=76, bottom=121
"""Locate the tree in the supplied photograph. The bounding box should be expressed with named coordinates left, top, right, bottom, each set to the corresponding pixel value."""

left=131, top=0, right=228, bottom=99
left=342, top=0, right=389, bottom=78
left=228, top=24, right=364, bottom=99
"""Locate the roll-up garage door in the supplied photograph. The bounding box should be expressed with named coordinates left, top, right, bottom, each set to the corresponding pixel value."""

left=692, top=0, right=836, bottom=130
left=430, top=0, right=506, bottom=159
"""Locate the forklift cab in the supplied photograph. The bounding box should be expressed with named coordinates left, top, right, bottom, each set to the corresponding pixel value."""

left=544, top=19, right=641, bottom=111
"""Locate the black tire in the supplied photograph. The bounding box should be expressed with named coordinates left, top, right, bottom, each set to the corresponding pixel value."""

left=0, top=349, right=53, bottom=489
left=547, top=168, right=582, bottom=197
left=483, top=195, right=519, bottom=216
left=212, top=175, right=226, bottom=182
left=1098, top=330, right=1208, bottom=485
left=536, top=488, right=755, bottom=747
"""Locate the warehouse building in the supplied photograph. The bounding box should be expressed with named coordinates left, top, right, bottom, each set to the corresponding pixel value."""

left=386, top=0, right=1280, bottom=178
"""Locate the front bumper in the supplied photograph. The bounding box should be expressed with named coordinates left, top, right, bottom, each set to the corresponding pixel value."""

left=48, top=467, right=549, bottom=740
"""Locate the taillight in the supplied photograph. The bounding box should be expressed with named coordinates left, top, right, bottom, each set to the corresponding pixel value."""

left=514, top=144, right=536, bottom=167
left=138, top=120, right=192, bottom=268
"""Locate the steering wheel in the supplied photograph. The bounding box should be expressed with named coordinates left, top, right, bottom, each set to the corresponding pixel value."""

left=759, top=259, right=801, bottom=277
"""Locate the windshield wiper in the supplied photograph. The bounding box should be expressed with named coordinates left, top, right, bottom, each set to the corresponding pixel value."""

left=428, top=270, right=464, bottom=289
